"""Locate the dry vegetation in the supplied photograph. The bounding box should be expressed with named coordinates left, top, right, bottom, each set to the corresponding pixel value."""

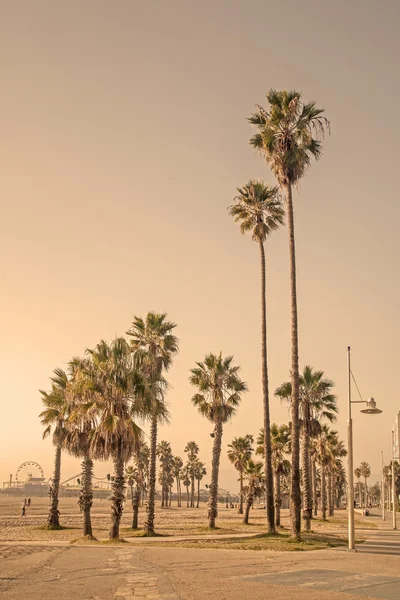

left=0, top=496, right=374, bottom=548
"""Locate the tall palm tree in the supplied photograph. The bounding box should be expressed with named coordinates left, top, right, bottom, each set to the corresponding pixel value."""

left=185, top=441, right=200, bottom=508
left=243, top=460, right=264, bottom=525
left=229, top=181, right=284, bottom=532
left=275, top=366, right=337, bottom=531
left=86, top=338, right=142, bottom=540
left=360, top=462, right=371, bottom=508
left=39, top=368, right=69, bottom=529
left=127, top=312, right=178, bottom=536
left=190, top=353, right=247, bottom=529
left=227, top=435, right=254, bottom=514
left=249, top=90, right=330, bottom=538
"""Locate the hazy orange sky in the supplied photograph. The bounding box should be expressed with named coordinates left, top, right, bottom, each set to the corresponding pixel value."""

left=1, top=0, right=399, bottom=493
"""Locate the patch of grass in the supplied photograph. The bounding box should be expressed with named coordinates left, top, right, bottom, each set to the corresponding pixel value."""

left=70, top=535, right=98, bottom=545
left=137, top=531, right=348, bottom=552
left=35, top=525, right=76, bottom=531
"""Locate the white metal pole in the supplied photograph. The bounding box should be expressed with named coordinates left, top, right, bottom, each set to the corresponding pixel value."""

left=392, top=431, right=397, bottom=530
left=347, top=346, right=356, bottom=551
left=382, top=452, right=385, bottom=519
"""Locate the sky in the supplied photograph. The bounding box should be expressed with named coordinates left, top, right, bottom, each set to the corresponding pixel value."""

left=1, top=0, right=399, bottom=493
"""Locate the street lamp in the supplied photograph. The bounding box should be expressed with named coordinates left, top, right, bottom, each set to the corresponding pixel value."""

left=347, top=346, right=382, bottom=552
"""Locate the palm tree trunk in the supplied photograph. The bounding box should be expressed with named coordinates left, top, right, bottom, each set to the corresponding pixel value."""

left=321, top=464, right=327, bottom=521
left=132, top=485, right=140, bottom=529
left=208, top=420, right=223, bottom=529
left=161, top=465, right=165, bottom=508
left=197, top=478, right=200, bottom=508
left=47, top=443, right=62, bottom=528
left=176, top=477, right=180, bottom=507
left=301, top=415, right=312, bottom=532
left=80, top=453, right=93, bottom=537
left=285, top=183, right=301, bottom=538
left=238, top=469, right=244, bottom=514
left=144, top=413, right=157, bottom=535
left=186, top=484, right=190, bottom=507
left=243, top=492, right=253, bottom=525
left=312, top=459, right=318, bottom=516
left=259, top=241, right=275, bottom=534
left=364, top=477, right=368, bottom=508
left=109, top=450, right=125, bottom=539
left=274, top=469, right=281, bottom=527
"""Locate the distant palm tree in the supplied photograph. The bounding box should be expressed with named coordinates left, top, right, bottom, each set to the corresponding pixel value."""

left=227, top=435, right=254, bottom=514
left=249, top=90, right=330, bottom=538
left=185, top=441, right=200, bottom=508
left=172, top=456, right=183, bottom=507
left=157, top=440, right=172, bottom=507
left=275, top=366, right=337, bottom=531
left=229, top=181, right=284, bottom=532
left=354, top=467, right=362, bottom=507
left=87, top=338, right=142, bottom=539
left=182, top=464, right=191, bottom=508
left=127, top=312, right=179, bottom=536
left=194, top=460, right=207, bottom=508
left=126, top=441, right=149, bottom=529
left=39, top=368, right=69, bottom=529
left=243, top=460, right=264, bottom=525
left=190, top=353, right=247, bottom=528
left=315, top=426, right=340, bottom=521
left=360, top=462, right=371, bottom=508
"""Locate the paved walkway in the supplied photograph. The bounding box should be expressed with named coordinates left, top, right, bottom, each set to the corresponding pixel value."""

left=2, top=511, right=400, bottom=599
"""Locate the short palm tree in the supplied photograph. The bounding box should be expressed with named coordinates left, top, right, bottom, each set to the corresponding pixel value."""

left=258, top=424, right=291, bottom=527
left=275, top=366, right=337, bottom=531
left=360, top=462, right=371, bottom=508
left=127, top=312, right=178, bottom=535
left=185, top=441, right=200, bottom=508
left=190, top=353, right=247, bottom=528
left=172, top=456, right=183, bottom=507
left=243, top=460, right=264, bottom=525
left=227, top=435, right=254, bottom=514
left=86, top=338, right=142, bottom=539
left=39, top=368, right=69, bottom=529
left=229, top=180, right=284, bottom=532
left=249, top=90, right=330, bottom=538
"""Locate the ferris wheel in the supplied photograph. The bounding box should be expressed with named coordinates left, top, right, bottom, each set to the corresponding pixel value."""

left=16, top=462, right=44, bottom=482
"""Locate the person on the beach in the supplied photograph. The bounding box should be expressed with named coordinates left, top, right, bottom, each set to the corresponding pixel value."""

left=27, top=498, right=31, bottom=507
left=21, top=502, right=26, bottom=516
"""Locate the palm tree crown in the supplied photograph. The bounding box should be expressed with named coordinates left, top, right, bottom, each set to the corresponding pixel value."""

left=229, top=180, right=284, bottom=243
left=248, top=89, right=330, bottom=186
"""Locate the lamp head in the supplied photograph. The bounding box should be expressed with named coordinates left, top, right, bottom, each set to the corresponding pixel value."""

left=361, top=397, right=382, bottom=414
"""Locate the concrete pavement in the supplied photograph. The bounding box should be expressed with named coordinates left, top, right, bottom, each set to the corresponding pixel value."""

left=2, top=511, right=400, bottom=600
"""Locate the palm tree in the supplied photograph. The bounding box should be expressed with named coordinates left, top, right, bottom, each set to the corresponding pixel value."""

left=243, top=460, right=264, bottom=525
left=229, top=181, right=284, bottom=532
left=249, top=90, right=330, bottom=538
left=182, top=464, right=191, bottom=507
left=157, top=440, right=172, bottom=507
left=354, top=467, right=362, bottom=508
left=227, top=435, right=254, bottom=514
left=258, top=424, right=291, bottom=527
left=194, top=460, right=207, bottom=508
left=315, top=426, right=341, bottom=521
left=190, top=353, right=247, bottom=529
left=172, top=456, right=183, bottom=507
left=275, top=366, right=337, bottom=531
left=185, top=441, right=200, bottom=508
left=86, top=338, right=142, bottom=540
left=127, top=312, right=179, bottom=536
left=126, top=441, right=149, bottom=529
left=360, top=462, right=371, bottom=508
left=39, top=368, right=69, bottom=529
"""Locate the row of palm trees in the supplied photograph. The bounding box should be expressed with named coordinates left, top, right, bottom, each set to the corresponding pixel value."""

left=354, top=462, right=371, bottom=508
left=228, top=420, right=347, bottom=527
left=228, top=89, right=330, bottom=538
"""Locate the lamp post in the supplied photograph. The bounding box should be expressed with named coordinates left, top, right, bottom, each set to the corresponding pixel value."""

left=347, top=346, right=382, bottom=552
